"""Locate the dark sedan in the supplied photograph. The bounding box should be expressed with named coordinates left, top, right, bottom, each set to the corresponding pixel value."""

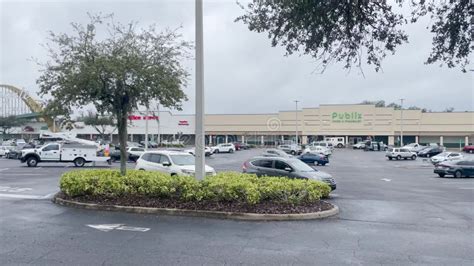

left=298, top=152, right=329, bottom=166
left=434, top=160, right=474, bottom=178
left=418, top=146, right=444, bottom=158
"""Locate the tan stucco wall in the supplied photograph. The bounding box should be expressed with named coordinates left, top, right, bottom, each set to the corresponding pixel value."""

left=204, top=104, right=474, bottom=137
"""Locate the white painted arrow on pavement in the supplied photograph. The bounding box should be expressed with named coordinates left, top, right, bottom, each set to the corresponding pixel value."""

left=381, top=178, right=391, bottom=182
left=86, top=224, right=150, bottom=232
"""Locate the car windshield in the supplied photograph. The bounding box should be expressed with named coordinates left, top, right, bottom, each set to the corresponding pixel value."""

left=437, top=152, right=449, bottom=157
left=170, top=154, right=195, bottom=165
left=289, top=159, right=317, bottom=172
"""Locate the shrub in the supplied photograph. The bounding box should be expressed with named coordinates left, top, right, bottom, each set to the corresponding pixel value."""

left=200, top=172, right=261, bottom=204
left=59, top=170, right=331, bottom=205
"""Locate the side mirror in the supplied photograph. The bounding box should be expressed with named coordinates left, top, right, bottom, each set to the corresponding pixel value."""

left=284, top=167, right=292, bottom=172
left=163, top=162, right=171, bottom=167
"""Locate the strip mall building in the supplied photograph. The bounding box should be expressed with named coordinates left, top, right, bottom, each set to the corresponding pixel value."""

left=11, top=104, right=474, bottom=148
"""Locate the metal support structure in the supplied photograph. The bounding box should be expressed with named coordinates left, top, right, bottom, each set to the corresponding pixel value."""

left=145, top=107, right=149, bottom=150
left=195, top=0, right=205, bottom=180
left=294, top=100, right=299, bottom=144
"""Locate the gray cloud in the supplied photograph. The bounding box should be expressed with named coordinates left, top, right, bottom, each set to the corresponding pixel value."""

left=1, top=0, right=472, bottom=115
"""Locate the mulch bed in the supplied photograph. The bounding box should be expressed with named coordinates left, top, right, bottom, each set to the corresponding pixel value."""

left=56, top=192, right=333, bottom=214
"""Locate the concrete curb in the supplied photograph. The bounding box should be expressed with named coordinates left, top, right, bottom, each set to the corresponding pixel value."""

left=52, top=196, right=339, bottom=221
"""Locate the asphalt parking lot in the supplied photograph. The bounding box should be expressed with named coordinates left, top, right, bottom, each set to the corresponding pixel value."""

left=1, top=149, right=473, bottom=265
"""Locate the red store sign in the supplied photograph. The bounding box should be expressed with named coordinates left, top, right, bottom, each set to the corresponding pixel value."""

left=178, top=120, right=189, bottom=126
left=128, top=115, right=159, bottom=121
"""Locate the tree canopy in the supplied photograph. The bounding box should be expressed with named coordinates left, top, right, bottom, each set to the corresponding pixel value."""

left=236, top=0, right=471, bottom=72
left=37, top=14, right=191, bottom=175
left=78, top=111, right=117, bottom=139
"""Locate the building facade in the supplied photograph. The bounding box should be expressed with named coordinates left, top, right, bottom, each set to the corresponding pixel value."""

left=5, top=104, right=474, bottom=148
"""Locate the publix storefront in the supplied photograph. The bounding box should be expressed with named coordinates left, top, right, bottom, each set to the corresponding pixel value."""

left=205, top=104, right=474, bottom=148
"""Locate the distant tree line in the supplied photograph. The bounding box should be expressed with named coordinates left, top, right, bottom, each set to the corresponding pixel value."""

left=360, top=100, right=455, bottom=113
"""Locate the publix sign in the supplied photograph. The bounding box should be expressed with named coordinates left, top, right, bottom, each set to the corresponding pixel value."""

left=332, top=112, right=362, bottom=123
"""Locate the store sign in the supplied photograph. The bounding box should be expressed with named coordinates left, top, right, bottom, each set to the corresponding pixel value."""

left=128, top=115, right=159, bottom=121
left=178, top=120, right=189, bottom=126
left=332, top=112, right=362, bottom=123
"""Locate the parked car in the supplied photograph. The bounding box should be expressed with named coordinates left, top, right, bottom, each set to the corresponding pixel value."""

left=184, top=146, right=213, bottom=156
left=434, top=160, right=474, bottom=178
left=298, top=152, right=329, bottom=166
left=418, top=146, right=444, bottom=158
left=135, top=150, right=216, bottom=176
left=303, top=145, right=331, bottom=156
left=413, top=145, right=428, bottom=154
left=463, top=145, right=474, bottom=153
left=0, top=146, right=10, bottom=157
left=364, top=141, right=389, bottom=151
left=127, top=147, right=145, bottom=162
left=430, top=152, right=463, bottom=165
left=277, top=144, right=302, bottom=155
left=310, top=141, right=334, bottom=151
left=261, top=148, right=293, bottom=158
left=212, top=143, right=235, bottom=153
left=402, top=143, right=422, bottom=152
left=139, top=140, right=159, bottom=148
left=242, top=156, right=336, bottom=190
left=352, top=141, right=366, bottom=149
left=386, top=148, right=417, bottom=160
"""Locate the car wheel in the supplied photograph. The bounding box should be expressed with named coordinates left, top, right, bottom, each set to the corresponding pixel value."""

left=215, top=149, right=219, bottom=153
left=454, top=170, right=462, bottom=178
left=411, top=155, right=416, bottom=160
left=337, top=143, right=343, bottom=148
left=26, top=157, right=38, bottom=167
left=396, top=155, right=401, bottom=160
left=291, top=151, right=296, bottom=155
left=438, top=173, right=445, bottom=177
left=229, top=149, right=234, bottom=153
left=388, top=157, right=392, bottom=160
left=74, top=157, right=86, bottom=167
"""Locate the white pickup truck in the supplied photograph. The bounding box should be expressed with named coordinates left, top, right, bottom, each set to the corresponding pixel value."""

left=20, top=142, right=110, bottom=167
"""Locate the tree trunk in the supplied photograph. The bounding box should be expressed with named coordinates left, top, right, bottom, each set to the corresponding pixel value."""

left=117, top=111, right=128, bottom=176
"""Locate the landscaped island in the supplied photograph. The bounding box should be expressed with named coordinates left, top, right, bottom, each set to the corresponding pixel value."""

left=55, top=170, right=336, bottom=216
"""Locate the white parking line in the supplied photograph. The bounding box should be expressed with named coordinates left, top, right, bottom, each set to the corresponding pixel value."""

left=457, top=187, right=474, bottom=190
left=0, top=168, right=9, bottom=172
left=0, top=193, right=48, bottom=200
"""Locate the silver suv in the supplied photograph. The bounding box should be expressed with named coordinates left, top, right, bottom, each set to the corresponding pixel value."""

left=242, top=156, right=336, bottom=190
left=386, top=148, right=417, bottom=160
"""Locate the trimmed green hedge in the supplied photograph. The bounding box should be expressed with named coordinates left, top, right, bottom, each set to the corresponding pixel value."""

left=60, top=170, right=331, bottom=205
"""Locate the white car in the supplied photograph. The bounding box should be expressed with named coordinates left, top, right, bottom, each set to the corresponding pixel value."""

left=310, top=141, right=334, bottom=151
left=0, top=146, right=11, bottom=157
left=303, top=146, right=331, bottom=156
left=184, top=147, right=213, bottom=157
left=212, top=143, right=235, bottom=153
left=352, top=142, right=366, bottom=149
left=135, top=150, right=216, bottom=176
left=127, top=147, right=145, bottom=161
left=402, top=143, right=422, bottom=152
left=430, top=152, right=463, bottom=165
left=386, top=148, right=417, bottom=160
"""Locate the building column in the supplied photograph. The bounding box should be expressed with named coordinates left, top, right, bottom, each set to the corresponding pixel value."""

left=241, top=135, right=245, bottom=144
left=225, top=135, right=228, bottom=143
left=89, top=134, right=93, bottom=140
left=209, top=135, right=212, bottom=145
left=388, top=136, right=395, bottom=146
left=440, top=136, right=444, bottom=146
left=465, top=136, right=469, bottom=146
left=302, top=136, right=308, bottom=145
left=261, top=135, right=264, bottom=146
left=415, top=136, right=419, bottom=143
left=130, top=134, right=133, bottom=142
left=345, top=136, right=349, bottom=146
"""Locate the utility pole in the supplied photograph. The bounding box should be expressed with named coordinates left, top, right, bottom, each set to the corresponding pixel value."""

left=195, top=0, right=205, bottom=180
left=157, top=102, right=160, bottom=145
left=400, top=98, right=405, bottom=147
left=295, top=100, right=299, bottom=145
left=145, top=106, right=149, bottom=150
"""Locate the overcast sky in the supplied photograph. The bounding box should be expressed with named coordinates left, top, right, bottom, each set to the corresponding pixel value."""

left=1, top=0, right=472, bottom=115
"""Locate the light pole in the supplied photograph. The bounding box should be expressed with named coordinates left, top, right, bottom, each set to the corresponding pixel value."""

left=400, top=98, right=405, bottom=147
left=195, top=0, right=205, bottom=180
left=144, top=106, right=149, bottom=150
left=294, top=100, right=299, bottom=144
